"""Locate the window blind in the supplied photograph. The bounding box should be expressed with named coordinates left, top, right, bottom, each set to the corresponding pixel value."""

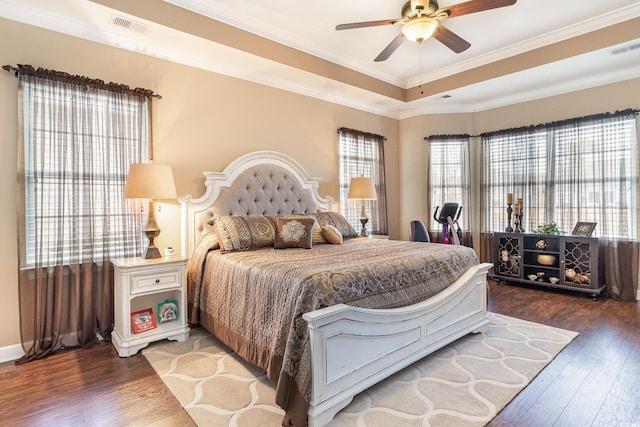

left=22, top=79, right=149, bottom=267
left=338, top=128, right=388, bottom=235
left=481, top=112, right=638, bottom=238
left=428, top=136, right=470, bottom=231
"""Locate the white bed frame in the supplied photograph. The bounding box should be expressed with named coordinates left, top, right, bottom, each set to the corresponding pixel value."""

left=180, top=151, right=492, bottom=427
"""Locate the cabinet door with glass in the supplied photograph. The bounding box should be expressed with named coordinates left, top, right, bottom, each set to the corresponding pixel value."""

left=560, top=236, right=604, bottom=296
left=494, top=233, right=523, bottom=281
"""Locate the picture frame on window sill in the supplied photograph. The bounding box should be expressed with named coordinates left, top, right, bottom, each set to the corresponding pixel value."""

left=572, top=222, right=597, bottom=237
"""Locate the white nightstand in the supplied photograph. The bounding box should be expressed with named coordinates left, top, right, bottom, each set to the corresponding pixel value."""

left=111, top=257, right=190, bottom=357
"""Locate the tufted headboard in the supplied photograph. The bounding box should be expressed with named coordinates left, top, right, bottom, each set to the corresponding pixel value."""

left=179, top=151, right=333, bottom=256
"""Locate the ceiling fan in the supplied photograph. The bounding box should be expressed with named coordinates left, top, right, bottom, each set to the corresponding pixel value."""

left=335, top=0, right=517, bottom=61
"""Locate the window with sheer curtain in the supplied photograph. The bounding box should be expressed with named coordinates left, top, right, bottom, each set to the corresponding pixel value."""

left=338, top=127, right=388, bottom=235
left=12, top=64, right=154, bottom=363
left=481, top=110, right=639, bottom=239
left=427, top=135, right=471, bottom=233
left=22, top=82, right=149, bottom=267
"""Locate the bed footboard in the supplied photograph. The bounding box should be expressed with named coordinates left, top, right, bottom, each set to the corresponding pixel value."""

left=302, top=262, right=492, bottom=427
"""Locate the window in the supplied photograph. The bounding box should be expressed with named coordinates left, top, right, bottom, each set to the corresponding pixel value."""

left=338, top=127, right=388, bottom=235
left=21, top=76, right=149, bottom=267
left=427, top=135, right=471, bottom=232
left=481, top=111, right=638, bottom=238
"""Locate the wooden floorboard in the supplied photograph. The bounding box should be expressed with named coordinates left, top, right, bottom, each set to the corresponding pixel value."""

left=487, top=280, right=640, bottom=427
left=0, top=279, right=637, bottom=426
left=0, top=342, right=195, bottom=427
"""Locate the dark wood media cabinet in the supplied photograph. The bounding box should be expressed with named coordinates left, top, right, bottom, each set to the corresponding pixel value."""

left=494, top=232, right=605, bottom=299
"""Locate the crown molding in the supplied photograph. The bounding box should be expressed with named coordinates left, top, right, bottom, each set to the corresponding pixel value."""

left=407, top=3, right=640, bottom=88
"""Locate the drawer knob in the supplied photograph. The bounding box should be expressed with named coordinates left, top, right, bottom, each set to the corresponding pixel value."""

left=155, top=279, right=160, bottom=284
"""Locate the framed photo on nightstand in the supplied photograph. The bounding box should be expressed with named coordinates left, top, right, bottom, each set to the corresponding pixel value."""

left=158, top=300, right=179, bottom=323
left=131, top=308, right=157, bottom=334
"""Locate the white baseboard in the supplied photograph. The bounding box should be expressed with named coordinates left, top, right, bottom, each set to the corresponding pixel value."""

left=0, top=332, right=102, bottom=364
left=637, top=289, right=640, bottom=301
left=0, top=343, right=24, bottom=364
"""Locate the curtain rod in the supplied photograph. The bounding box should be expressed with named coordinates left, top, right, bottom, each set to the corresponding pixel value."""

left=477, top=108, right=639, bottom=138
left=425, top=109, right=639, bottom=140
left=337, top=127, right=387, bottom=142
left=424, top=134, right=471, bottom=141
left=2, top=64, right=162, bottom=99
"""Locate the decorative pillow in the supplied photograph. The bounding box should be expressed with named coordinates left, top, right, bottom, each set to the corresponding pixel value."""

left=196, top=229, right=220, bottom=251
left=314, top=211, right=358, bottom=238
left=283, top=214, right=326, bottom=244
left=274, top=217, right=314, bottom=249
left=214, top=215, right=277, bottom=253
left=321, top=224, right=343, bottom=244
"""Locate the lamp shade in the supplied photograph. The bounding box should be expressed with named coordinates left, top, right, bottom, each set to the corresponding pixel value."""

left=348, top=176, right=377, bottom=200
left=402, top=17, right=438, bottom=43
left=124, top=163, right=177, bottom=200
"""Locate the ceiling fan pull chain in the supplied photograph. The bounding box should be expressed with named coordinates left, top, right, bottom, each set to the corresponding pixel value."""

left=419, top=43, right=424, bottom=95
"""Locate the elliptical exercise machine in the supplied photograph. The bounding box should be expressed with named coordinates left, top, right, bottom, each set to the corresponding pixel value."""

left=433, top=203, right=462, bottom=245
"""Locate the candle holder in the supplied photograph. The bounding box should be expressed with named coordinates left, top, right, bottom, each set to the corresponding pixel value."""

left=518, top=210, right=525, bottom=233
left=514, top=212, right=522, bottom=233
left=505, top=203, right=514, bottom=232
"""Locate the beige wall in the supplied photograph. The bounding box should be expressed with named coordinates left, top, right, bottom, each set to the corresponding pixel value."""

left=1, top=16, right=638, bottom=355
left=0, top=18, right=398, bottom=352
left=398, top=113, right=475, bottom=240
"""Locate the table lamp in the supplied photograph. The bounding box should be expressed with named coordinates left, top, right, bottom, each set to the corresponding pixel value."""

left=124, top=163, right=177, bottom=259
left=348, top=176, right=377, bottom=237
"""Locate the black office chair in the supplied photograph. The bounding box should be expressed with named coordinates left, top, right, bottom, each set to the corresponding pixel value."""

left=410, top=220, right=430, bottom=242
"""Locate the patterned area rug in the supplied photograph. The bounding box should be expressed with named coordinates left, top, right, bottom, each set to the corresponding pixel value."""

left=142, top=313, right=577, bottom=426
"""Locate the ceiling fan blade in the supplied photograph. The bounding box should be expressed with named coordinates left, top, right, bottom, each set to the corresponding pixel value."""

left=438, top=0, right=517, bottom=19
left=336, top=19, right=400, bottom=31
left=432, top=25, right=471, bottom=53
left=374, top=33, right=405, bottom=62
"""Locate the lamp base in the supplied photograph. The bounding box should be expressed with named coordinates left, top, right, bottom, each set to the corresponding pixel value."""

left=360, top=217, right=369, bottom=237
left=142, top=246, right=161, bottom=259
left=142, top=229, right=162, bottom=259
left=142, top=202, right=162, bottom=259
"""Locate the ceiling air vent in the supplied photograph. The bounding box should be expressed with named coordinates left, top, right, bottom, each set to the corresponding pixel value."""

left=610, top=41, right=640, bottom=56
left=429, top=94, right=452, bottom=101
left=110, top=15, right=147, bottom=33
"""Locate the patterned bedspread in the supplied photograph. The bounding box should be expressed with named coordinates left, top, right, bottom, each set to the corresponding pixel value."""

left=187, top=236, right=478, bottom=426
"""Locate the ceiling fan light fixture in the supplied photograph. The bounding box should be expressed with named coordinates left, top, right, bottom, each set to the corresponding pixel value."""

left=402, top=16, right=438, bottom=43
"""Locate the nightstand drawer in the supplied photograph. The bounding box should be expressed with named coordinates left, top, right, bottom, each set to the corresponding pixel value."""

left=130, top=267, right=182, bottom=294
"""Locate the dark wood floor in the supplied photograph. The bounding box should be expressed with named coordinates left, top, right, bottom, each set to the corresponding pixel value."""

left=1, top=280, right=638, bottom=426
left=487, top=281, right=640, bottom=427
left=0, top=338, right=194, bottom=426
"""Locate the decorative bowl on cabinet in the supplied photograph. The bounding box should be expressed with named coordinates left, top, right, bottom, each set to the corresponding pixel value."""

left=537, top=254, right=556, bottom=265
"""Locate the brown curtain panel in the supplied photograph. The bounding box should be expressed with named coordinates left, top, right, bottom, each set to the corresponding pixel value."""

left=14, top=65, right=152, bottom=363
left=428, top=230, right=474, bottom=249
left=478, top=232, right=495, bottom=265
left=604, top=239, right=639, bottom=301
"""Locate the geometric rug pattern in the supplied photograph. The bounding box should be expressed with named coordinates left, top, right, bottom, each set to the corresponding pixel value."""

left=142, top=312, right=578, bottom=426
